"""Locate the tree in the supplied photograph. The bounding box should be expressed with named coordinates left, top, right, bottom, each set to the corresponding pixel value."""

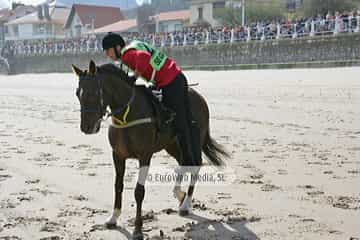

left=245, top=1, right=286, bottom=22
left=301, top=0, right=358, bottom=17
left=215, top=1, right=286, bottom=27
left=214, top=7, right=243, bottom=26
left=150, top=0, right=188, bottom=12
left=137, top=4, right=155, bottom=33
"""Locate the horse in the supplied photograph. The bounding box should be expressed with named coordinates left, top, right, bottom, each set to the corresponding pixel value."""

left=71, top=60, right=229, bottom=239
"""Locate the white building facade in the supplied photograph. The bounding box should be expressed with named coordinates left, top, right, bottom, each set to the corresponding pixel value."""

left=5, top=5, right=70, bottom=41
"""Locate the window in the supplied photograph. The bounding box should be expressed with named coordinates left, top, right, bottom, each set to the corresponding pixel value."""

left=13, top=25, right=19, bottom=37
left=75, top=25, right=81, bottom=38
left=287, top=0, right=296, bottom=12
left=175, top=24, right=182, bottom=31
left=161, top=25, right=168, bottom=32
left=213, top=1, right=225, bottom=18
left=198, top=7, right=203, bottom=20
left=213, top=1, right=225, bottom=9
left=4, top=26, right=8, bottom=34
left=35, top=23, right=45, bottom=34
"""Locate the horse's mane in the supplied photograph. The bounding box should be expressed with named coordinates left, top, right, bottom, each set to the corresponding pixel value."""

left=98, top=63, right=128, bottom=79
left=98, top=63, right=138, bottom=88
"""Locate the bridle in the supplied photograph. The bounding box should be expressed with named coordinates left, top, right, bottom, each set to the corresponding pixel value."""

left=77, top=69, right=136, bottom=123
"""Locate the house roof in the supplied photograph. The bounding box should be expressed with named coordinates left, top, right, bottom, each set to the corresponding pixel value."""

left=48, top=0, right=68, bottom=8
left=94, top=19, right=137, bottom=33
left=5, top=7, right=70, bottom=25
left=64, top=4, right=124, bottom=29
left=6, top=5, right=36, bottom=22
left=0, top=9, right=11, bottom=22
left=152, top=10, right=190, bottom=22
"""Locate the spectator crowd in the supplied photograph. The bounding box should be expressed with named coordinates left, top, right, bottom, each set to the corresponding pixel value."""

left=2, top=10, right=360, bottom=58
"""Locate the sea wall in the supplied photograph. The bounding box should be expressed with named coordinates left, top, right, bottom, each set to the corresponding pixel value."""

left=7, top=33, right=360, bottom=74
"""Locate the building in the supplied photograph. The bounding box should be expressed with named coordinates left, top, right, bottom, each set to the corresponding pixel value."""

left=5, top=3, right=70, bottom=41
left=151, top=10, right=190, bottom=32
left=185, top=0, right=242, bottom=27
left=0, top=9, right=11, bottom=47
left=93, top=19, right=138, bottom=34
left=1, top=5, right=36, bottom=44
left=64, top=4, right=124, bottom=38
left=286, top=0, right=303, bottom=12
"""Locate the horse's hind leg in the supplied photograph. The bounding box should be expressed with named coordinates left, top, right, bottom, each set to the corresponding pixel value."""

left=105, top=151, right=126, bottom=227
left=179, top=167, right=200, bottom=216
left=165, top=142, right=200, bottom=216
left=165, top=142, right=187, bottom=203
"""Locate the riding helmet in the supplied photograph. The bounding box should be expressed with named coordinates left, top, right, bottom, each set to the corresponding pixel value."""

left=102, top=32, right=125, bottom=50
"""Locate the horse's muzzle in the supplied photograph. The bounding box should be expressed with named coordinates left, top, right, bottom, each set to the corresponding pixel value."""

left=81, top=121, right=101, bottom=134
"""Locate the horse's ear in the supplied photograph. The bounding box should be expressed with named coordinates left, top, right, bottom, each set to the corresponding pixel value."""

left=89, top=60, right=96, bottom=75
left=71, top=64, right=83, bottom=76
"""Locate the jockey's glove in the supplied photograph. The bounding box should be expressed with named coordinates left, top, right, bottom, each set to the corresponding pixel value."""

left=126, top=76, right=137, bottom=86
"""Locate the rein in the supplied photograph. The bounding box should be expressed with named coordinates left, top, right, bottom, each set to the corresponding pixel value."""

left=80, top=70, right=154, bottom=129
left=106, top=86, right=154, bottom=129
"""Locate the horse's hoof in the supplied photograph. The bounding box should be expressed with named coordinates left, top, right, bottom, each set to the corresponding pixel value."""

left=132, top=232, right=144, bottom=240
left=179, top=209, right=190, bottom=216
left=105, top=218, right=117, bottom=229
left=105, top=222, right=117, bottom=229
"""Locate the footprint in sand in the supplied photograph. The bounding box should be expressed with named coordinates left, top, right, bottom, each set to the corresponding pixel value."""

left=217, top=192, right=232, bottom=200
left=29, top=188, right=57, bottom=196
left=87, top=147, right=104, bottom=156
left=307, top=191, right=325, bottom=197
left=192, top=199, right=208, bottom=210
left=28, top=152, right=60, bottom=166
left=40, top=221, right=66, bottom=233
left=39, top=236, right=61, bottom=240
left=161, top=208, right=178, bottom=216
left=25, top=179, right=40, bottom=184
left=261, top=184, right=281, bottom=192
left=0, top=199, right=19, bottom=209
left=0, top=236, right=22, bottom=240
left=70, top=195, right=88, bottom=201
left=329, top=196, right=360, bottom=210
left=0, top=173, right=12, bottom=182
left=17, top=195, right=33, bottom=202
left=128, top=210, right=157, bottom=227
left=277, top=169, right=288, bottom=175
left=297, top=185, right=315, bottom=190
left=71, top=144, right=91, bottom=150
left=55, top=140, right=65, bottom=147
left=237, top=179, right=264, bottom=185
left=348, top=169, right=360, bottom=175
left=58, top=206, right=108, bottom=219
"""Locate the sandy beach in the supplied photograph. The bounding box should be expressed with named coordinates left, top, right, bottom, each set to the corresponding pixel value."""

left=0, top=67, right=359, bottom=240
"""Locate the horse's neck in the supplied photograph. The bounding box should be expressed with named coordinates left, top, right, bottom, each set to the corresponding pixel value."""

left=107, top=76, right=133, bottom=109
left=107, top=76, right=152, bottom=118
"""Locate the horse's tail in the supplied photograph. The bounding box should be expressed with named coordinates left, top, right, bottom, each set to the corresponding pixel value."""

left=202, top=131, right=230, bottom=166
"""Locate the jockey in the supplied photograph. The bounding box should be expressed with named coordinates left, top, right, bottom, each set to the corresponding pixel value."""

left=102, top=32, right=200, bottom=167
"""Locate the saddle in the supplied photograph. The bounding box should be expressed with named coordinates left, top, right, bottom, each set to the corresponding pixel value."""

left=138, top=85, right=202, bottom=166
left=137, top=85, right=176, bottom=131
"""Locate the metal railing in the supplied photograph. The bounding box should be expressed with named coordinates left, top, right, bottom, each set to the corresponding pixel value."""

left=4, top=15, right=360, bottom=57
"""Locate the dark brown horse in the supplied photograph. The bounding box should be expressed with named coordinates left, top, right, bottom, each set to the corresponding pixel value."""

left=72, top=60, right=229, bottom=240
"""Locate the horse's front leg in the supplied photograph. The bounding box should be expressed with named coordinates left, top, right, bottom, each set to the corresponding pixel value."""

left=106, top=151, right=126, bottom=227
left=133, top=156, right=151, bottom=240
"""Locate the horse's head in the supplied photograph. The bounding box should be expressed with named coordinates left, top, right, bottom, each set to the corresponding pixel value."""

left=72, top=60, right=107, bottom=134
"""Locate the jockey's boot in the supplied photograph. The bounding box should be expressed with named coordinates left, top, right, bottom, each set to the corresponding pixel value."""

left=178, top=124, right=201, bottom=167
left=190, top=120, right=202, bottom=166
